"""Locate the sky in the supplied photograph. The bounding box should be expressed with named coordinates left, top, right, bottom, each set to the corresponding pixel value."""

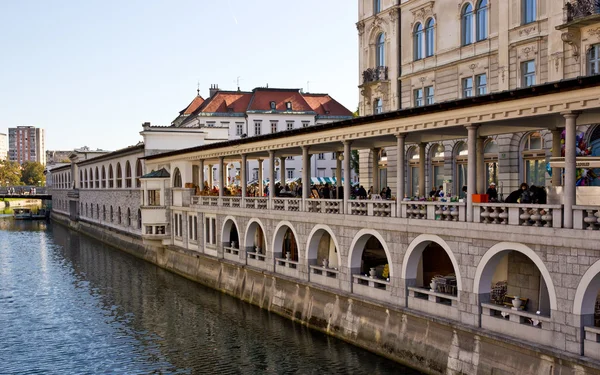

left=0, top=0, right=358, bottom=151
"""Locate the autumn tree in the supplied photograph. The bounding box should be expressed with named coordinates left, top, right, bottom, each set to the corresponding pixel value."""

left=0, top=160, right=22, bottom=186
left=20, top=161, right=45, bottom=186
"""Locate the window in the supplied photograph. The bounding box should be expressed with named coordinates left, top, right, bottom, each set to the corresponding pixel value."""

left=173, top=168, right=182, bottom=188
left=425, top=86, right=434, bottom=105
left=193, top=216, right=198, bottom=241
left=408, top=147, right=420, bottom=196
left=414, top=88, right=424, bottom=107
left=286, top=102, right=292, bottom=110
left=254, top=121, right=262, bottom=135
left=287, top=156, right=294, bottom=160
left=270, top=101, right=276, bottom=110
left=414, top=23, right=424, bottom=60
left=271, top=121, right=278, bottom=133
left=462, top=77, right=473, bottom=98
left=302, top=121, right=310, bottom=128
left=116, top=163, right=122, bottom=188
left=588, top=44, right=600, bottom=75
left=318, top=153, right=325, bottom=160
left=236, top=123, right=244, bottom=136
left=204, top=217, right=217, bottom=245
left=425, top=19, right=435, bottom=57
left=484, top=140, right=499, bottom=186
left=374, top=98, right=383, bottom=113
left=455, top=142, right=469, bottom=195
left=376, top=33, right=385, bottom=67
left=522, top=132, right=545, bottom=186
left=476, top=74, right=487, bottom=95
left=206, top=121, right=215, bottom=127
left=476, top=0, right=488, bottom=42
left=332, top=152, right=337, bottom=160
left=462, top=3, right=474, bottom=46
left=521, top=60, right=536, bottom=87
left=286, top=121, right=294, bottom=130
left=522, top=0, right=536, bottom=24
left=148, top=190, right=161, bottom=206
left=136, top=160, right=142, bottom=188
left=431, top=144, right=445, bottom=190
left=373, top=0, right=380, bottom=14
left=127, top=208, right=131, bottom=227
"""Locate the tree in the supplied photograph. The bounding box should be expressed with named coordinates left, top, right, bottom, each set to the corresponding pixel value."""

left=21, top=161, right=45, bottom=186
left=0, top=160, right=22, bottom=186
left=351, top=150, right=360, bottom=175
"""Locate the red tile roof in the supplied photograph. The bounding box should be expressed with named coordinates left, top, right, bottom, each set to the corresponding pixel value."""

left=302, top=93, right=353, bottom=117
left=247, top=88, right=312, bottom=112
left=197, top=91, right=252, bottom=113
left=180, top=95, right=205, bottom=115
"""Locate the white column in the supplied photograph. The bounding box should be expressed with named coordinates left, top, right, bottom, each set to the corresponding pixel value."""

left=551, top=129, right=563, bottom=187
left=343, top=141, right=352, bottom=212
left=218, top=157, right=224, bottom=198
left=335, top=154, right=342, bottom=196
left=279, top=156, right=286, bottom=185
left=419, top=143, right=426, bottom=197
left=396, top=134, right=406, bottom=216
left=302, top=146, right=310, bottom=200
left=258, top=159, right=264, bottom=197
left=563, top=112, right=579, bottom=229
left=268, top=151, right=275, bottom=206
left=466, top=125, right=479, bottom=222
left=241, top=154, right=247, bottom=199
left=477, top=136, right=485, bottom=194
left=372, top=148, right=380, bottom=194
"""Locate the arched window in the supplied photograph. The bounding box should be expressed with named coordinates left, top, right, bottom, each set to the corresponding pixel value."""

left=90, top=204, right=93, bottom=218
left=101, top=166, right=106, bottom=188
left=137, top=209, right=142, bottom=229
left=173, top=168, right=182, bottom=188
left=455, top=142, right=469, bottom=195
left=136, top=159, right=143, bottom=188
left=430, top=144, right=445, bottom=192
left=373, top=0, right=381, bottom=14
left=476, top=0, right=488, bottom=42
left=462, top=3, right=474, bottom=46
left=79, top=170, right=83, bottom=188
left=413, top=23, right=424, bottom=60
left=588, top=44, right=600, bottom=76
left=408, top=147, right=420, bottom=197
left=89, top=168, right=93, bottom=188
left=425, top=18, right=435, bottom=57
left=103, top=205, right=106, bottom=221
left=116, top=163, right=123, bottom=188
left=84, top=169, right=88, bottom=189
left=127, top=208, right=131, bottom=227
left=376, top=33, right=385, bottom=67
left=374, top=98, right=383, bottom=114
left=125, top=161, right=132, bottom=188
left=95, top=167, right=99, bottom=188
left=484, top=139, right=499, bottom=186
left=117, top=207, right=122, bottom=224
left=96, top=204, right=100, bottom=219
left=108, top=165, right=114, bottom=188
left=110, top=206, right=113, bottom=222
left=522, top=132, right=545, bottom=187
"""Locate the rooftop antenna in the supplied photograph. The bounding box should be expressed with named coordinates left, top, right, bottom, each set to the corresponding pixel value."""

left=197, top=80, right=200, bottom=96
left=234, top=76, right=242, bottom=91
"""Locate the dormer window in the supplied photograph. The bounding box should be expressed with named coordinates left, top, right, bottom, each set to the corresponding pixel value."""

left=270, top=101, right=276, bottom=110
left=286, top=102, right=292, bottom=110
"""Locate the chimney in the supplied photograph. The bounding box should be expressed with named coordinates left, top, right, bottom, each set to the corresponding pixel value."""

left=209, top=84, right=219, bottom=97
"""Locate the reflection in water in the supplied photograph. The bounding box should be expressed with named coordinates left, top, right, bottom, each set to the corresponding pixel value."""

left=0, top=219, right=420, bottom=374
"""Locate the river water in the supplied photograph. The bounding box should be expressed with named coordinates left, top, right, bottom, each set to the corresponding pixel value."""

left=0, top=219, right=421, bottom=374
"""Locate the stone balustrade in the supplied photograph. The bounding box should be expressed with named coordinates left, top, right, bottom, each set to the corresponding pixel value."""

left=352, top=274, right=392, bottom=303
left=475, top=203, right=563, bottom=228
left=584, top=326, right=600, bottom=360
left=348, top=200, right=396, bottom=217
left=573, top=206, right=600, bottom=230
left=223, top=246, right=241, bottom=262
left=306, top=199, right=342, bottom=214
left=407, top=286, right=459, bottom=320
left=481, top=303, right=555, bottom=347
left=401, top=201, right=465, bottom=221
left=221, top=197, right=241, bottom=208
left=272, top=198, right=302, bottom=212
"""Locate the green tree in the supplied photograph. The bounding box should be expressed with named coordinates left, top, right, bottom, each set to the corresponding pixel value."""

left=20, top=161, right=45, bottom=186
left=0, top=160, right=22, bottom=186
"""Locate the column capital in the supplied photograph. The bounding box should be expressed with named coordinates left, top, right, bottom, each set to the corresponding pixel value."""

left=218, top=156, right=225, bottom=161
left=561, top=111, right=581, bottom=119
left=301, top=145, right=310, bottom=151
left=395, top=133, right=406, bottom=140
left=464, top=124, right=480, bottom=131
left=268, top=150, right=275, bottom=157
left=342, top=140, right=352, bottom=146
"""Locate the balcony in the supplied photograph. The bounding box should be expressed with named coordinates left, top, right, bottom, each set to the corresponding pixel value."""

left=562, top=0, right=600, bottom=27
left=362, top=66, right=388, bottom=85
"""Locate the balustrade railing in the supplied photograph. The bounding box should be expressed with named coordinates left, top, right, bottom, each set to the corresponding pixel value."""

left=352, top=274, right=390, bottom=291
left=475, top=203, right=562, bottom=228
left=306, top=199, right=342, bottom=214
left=349, top=200, right=395, bottom=217
left=310, top=265, right=339, bottom=279
left=244, top=197, right=268, bottom=210
left=573, top=206, right=600, bottom=230
left=272, top=198, right=302, bottom=212
left=401, top=201, right=465, bottom=221
left=221, top=197, right=241, bottom=208
left=564, top=0, right=600, bottom=23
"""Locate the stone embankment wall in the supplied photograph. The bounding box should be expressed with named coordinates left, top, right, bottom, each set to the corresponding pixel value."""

left=51, top=212, right=600, bottom=375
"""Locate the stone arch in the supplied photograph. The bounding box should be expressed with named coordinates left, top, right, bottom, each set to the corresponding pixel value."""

left=116, top=162, right=123, bottom=188
left=244, top=218, right=268, bottom=253
left=401, top=234, right=463, bottom=291
left=305, top=224, right=342, bottom=269
left=473, top=242, right=557, bottom=312
left=125, top=160, right=132, bottom=188
left=348, top=229, right=393, bottom=278
left=221, top=216, right=241, bottom=247
left=136, top=159, right=143, bottom=188
left=271, top=221, right=300, bottom=262
left=108, top=164, right=114, bottom=188
left=101, top=166, right=106, bottom=188
left=574, top=259, right=600, bottom=317
left=84, top=169, right=88, bottom=189
left=173, top=167, right=182, bottom=188
left=95, top=167, right=99, bottom=188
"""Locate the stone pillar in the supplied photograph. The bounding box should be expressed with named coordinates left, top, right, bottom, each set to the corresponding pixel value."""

left=477, top=136, right=485, bottom=194
left=343, top=141, right=352, bottom=212
left=564, top=112, right=580, bottom=229
left=199, top=159, right=205, bottom=190
left=208, top=164, right=214, bottom=188
left=396, top=134, right=406, bottom=216
left=335, top=155, right=342, bottom=196
left=551, top=129, right=563, bottom=187
left=218, top=157, right=224, bottom=198
left=466, top=125, right=479, bottom=222
left=258, top=159, right=264, bottom=197
left=241, top=154, right=247, bottom=199
left=372, top=148, right=380, bottom=194
left=302, top=146, right=310, bottom=200
left=279, top=156, right=286, bottom=185
left=268, top=151, right=275, bottom=206
left=419, top=143, right=426, bottom=197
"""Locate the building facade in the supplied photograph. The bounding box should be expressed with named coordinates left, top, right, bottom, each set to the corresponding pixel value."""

left=8, top=126, right=46, bottom=165
left=176, top=86, right=355, bottom=185
left=0, top=133, right=7, bottom=161
left=357, top=0, right=600, bottom=196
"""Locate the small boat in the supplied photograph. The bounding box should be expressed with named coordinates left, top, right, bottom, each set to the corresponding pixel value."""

left=31, top=209, right=48, bottom=220
left=13, top=208, right=32, bottom=220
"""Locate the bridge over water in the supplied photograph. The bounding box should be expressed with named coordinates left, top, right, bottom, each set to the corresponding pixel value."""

left=0, top=187, right=51, bottom=201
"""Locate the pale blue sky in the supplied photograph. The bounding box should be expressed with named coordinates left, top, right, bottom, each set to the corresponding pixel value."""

left=0, top=0, right=358, bottom=151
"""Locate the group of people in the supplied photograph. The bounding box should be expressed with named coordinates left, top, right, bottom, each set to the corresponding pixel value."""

left=505, top=183, right=547, bottom=204
left=6, top=187, right=37, bottom=195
